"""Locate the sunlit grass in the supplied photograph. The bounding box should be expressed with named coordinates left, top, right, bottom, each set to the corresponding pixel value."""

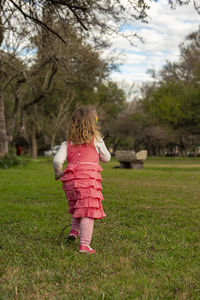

left=0, top=157, right=200, bottom=299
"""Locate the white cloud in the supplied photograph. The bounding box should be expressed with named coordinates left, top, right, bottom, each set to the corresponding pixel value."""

left=104, top=0, right=200, bottom=91
left=116, top=52, right=146, bottom=64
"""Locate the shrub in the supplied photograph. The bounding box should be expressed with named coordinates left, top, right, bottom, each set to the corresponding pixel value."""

left=0, top=149, right=27, bottom=168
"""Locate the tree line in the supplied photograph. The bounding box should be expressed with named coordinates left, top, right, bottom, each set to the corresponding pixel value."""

left=112, top=27, right=200, bottom=156
left=0, top=1, right=200, bottom=158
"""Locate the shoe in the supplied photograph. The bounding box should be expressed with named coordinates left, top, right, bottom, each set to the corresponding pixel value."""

left=79, top=245, right=96, bottom=254
left=66, top=230, right=79, bottom=241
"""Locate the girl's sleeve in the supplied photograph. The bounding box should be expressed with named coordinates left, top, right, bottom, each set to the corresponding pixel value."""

left=95, top=138, right=111, bottom=162
left=53, top=141, right=67, bottom=179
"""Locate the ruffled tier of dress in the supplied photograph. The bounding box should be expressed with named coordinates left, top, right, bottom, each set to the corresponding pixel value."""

left=61, top=164, right=106, bottom=219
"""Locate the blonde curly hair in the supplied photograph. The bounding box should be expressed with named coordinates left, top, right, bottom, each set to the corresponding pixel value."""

left=67, top=106, right=101, bottom=144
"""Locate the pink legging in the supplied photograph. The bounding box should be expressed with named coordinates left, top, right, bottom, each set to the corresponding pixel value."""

left=71, top=217, right=94, bottom=246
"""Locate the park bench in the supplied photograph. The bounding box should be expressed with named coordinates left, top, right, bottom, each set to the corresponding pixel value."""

left=115, top=150, right=147, bottom=169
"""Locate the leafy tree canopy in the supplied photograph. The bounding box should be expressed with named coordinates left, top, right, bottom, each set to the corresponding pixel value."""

left=142, top=27, right=200, bottom=135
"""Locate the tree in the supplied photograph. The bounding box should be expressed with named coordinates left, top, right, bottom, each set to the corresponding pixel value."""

left=2, top=1, right=200, bottom=42
left=142, top=27, right=200, bottom=136
left=160, top=26, right=200, bottom=84
left=0, top=0, right=200, bottom=158
left=102, top=100, right=148, bottom=151
left=137, top=27, right=200, bottom=156
left=96, top=82, right=126, bottom=144
left=144, top=82, right=200, bottom=134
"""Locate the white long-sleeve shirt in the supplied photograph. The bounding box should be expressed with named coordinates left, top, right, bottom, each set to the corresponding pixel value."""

left=53, top=138, right=111, bottom=178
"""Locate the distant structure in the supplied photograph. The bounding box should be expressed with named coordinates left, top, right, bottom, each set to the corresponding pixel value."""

left=115, top=150, right=148, bottom=169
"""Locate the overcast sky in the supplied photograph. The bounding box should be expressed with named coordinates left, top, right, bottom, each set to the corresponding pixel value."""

left=105, top=0, right=200, bottom=93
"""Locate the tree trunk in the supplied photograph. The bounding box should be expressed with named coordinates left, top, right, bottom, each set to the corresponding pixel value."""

left=0, top=13, right=8, bottom=158
left=31, top=126, right=38, bottom=159
left=179, top=138, right=187, bottom=157
left=50, top=132, right=56, bottom=150
left=9, top=95, right=20, bottom=137
left=0, top=94, right=8, bottom=158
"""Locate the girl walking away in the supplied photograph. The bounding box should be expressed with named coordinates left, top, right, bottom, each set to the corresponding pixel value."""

left=53, top=106, right=111, bottom=254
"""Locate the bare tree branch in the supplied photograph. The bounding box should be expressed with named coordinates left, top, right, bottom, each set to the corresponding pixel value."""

left=8, top=0, right=67, bottom=43
left=23, top=63, right=58, bottom=110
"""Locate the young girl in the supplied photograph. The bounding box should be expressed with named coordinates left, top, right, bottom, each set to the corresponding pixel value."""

left=53, top=106, right=111, bottom=254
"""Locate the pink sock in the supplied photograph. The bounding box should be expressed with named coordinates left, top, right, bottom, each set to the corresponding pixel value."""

left=71, top=217, right=80, bottom=233
left=80, top=217, right=94, bottom=246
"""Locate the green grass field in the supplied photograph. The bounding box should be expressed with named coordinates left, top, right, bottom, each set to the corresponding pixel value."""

left=0, top=157, right=200, bottom=300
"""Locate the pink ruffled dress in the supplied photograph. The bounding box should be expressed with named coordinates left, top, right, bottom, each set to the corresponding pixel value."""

left=60, top=141, right=106, bottom=219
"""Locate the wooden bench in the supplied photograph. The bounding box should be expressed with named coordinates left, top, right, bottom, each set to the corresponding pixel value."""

left=115, top=150, right=147, bottom=169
